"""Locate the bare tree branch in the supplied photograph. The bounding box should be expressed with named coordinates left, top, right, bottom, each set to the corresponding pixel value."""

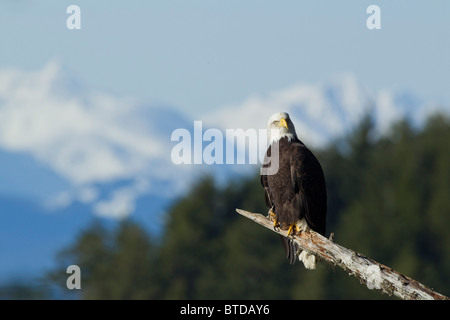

left=236, top=208, right=448, bottom=300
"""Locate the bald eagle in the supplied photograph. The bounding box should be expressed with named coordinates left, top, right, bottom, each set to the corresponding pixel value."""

left=261, top=112, right=327, bottom=269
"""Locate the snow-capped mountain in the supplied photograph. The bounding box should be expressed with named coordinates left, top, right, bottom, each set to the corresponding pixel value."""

left=204, top=74, right=445, bottom=149
left=0, top=61, right=194, bottom=219
left=1, top=62, right=448, bottom=220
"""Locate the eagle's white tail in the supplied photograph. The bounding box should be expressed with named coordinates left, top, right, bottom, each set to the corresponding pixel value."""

left=294, top=218, right=317, bottom=270
left=299, top=251, right=316, bottom=270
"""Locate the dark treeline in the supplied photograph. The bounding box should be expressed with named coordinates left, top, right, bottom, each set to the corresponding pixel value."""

left=9, top=113, right=450, bottom=299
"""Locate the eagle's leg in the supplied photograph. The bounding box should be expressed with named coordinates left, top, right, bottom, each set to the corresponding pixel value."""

left=273, top=217, right=279, bottom=230
left=286, top=223, right=301, bottom=237
left=267, top=207, right=279, bottom=230
left=267, top=207, right=275, bottom=220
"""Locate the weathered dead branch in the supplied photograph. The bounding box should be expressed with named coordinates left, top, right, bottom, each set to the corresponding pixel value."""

left=236, top=208, right=448, bottom=300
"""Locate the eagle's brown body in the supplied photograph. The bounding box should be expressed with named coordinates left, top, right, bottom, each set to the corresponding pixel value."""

left=261, top=135, right=327, bottom=265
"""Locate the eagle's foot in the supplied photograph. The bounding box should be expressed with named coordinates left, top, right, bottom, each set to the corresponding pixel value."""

left=267, top=208, right=280, bottom=230
left=287, top=223, right=301, bottom=237
left=267, top=208, right=276, bottom=221
left=273, top=218, right=280, bottom=231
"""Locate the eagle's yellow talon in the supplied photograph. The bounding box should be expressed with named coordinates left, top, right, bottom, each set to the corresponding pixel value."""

left=268, top=210, right=280, bottom=230
left=287, top=224, right=295, bottom=237
left=287, top=223, right=301, bottom=237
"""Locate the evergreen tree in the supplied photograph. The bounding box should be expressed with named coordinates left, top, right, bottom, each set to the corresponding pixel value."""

left=47, top=220, right=158, bottom=299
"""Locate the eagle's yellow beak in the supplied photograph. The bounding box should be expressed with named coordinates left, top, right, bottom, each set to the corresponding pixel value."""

left=279, top=118, right=288, bottom=129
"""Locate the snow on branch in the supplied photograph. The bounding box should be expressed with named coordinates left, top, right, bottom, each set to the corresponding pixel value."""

left=236, top=208, right=448, bottom=300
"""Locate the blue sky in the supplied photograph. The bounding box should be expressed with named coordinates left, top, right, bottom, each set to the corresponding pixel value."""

left=1, top=1, right=449, bottom=115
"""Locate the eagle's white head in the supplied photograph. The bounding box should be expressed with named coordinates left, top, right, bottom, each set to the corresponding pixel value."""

left=267, top=112, right=297, bottom=144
